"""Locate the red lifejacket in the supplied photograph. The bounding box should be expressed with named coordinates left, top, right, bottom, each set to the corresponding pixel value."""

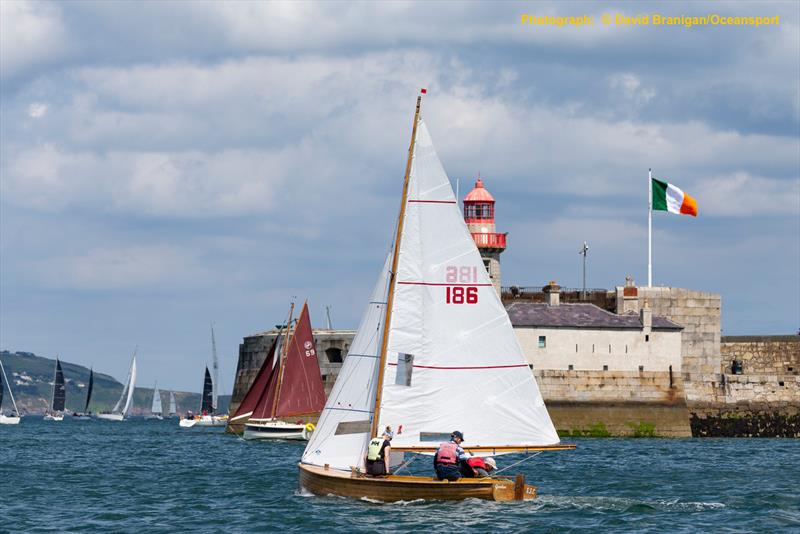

left=466, top=457, right=486, bottom=470
left=436, top=441, right=459, bottom=465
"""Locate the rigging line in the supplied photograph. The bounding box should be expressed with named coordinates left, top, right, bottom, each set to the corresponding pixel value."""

left=392, top=452, right=420, bottom=475
left=492, top=451, right=543, bottom=475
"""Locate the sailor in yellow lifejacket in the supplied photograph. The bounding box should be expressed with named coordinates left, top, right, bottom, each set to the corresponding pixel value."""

left=365, top=429, right=393, bottom=476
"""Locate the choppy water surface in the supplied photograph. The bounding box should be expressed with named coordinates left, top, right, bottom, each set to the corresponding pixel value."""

left=1, top=418, right=798, bottom=532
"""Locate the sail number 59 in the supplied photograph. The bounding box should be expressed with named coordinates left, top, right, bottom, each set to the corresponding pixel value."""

left=445, top=266, right=478, bottom=304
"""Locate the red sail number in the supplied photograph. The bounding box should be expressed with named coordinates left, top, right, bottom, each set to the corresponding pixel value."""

left=446, top=286, right=478, bottom=304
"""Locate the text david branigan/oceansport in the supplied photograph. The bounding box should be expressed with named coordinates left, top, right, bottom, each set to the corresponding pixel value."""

left=520, top=14, right=780, bottom=28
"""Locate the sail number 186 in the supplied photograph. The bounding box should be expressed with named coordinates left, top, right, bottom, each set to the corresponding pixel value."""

left=445, top=266, right=479, bottom=304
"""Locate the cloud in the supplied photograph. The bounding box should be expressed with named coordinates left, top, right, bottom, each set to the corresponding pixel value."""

left=692, top=172, right=800, bottom=216
left=27, top=102, right=48, bottom=118
left=0, top=1, right=69, bottom=79
left=28, top=244, right=208, bottom=290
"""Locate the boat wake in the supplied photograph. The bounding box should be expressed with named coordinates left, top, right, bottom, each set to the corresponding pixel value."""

left=537, top=495, right=726, bottom=513
left=358, top=496, right=427, bottom=506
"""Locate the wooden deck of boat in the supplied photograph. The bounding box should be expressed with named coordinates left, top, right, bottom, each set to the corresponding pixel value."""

left=298, top=463, right=537, bottom=502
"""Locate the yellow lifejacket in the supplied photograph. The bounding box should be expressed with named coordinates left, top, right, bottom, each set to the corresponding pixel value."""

left=367, top=437, right=384, bottom=461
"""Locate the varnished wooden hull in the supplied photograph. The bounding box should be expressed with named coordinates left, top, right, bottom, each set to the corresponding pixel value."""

left=298, top=463, right=537, bottom=502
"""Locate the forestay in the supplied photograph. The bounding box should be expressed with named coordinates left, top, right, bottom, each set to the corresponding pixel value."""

left=377, top=119, right=559, bottom=451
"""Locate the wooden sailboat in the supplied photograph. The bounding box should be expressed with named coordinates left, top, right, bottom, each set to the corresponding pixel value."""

left=180, top=326, right=228, bottom=428
left=97, top=352, right=137, bottom=421
left=72, top=367, right=93, bottom=419
left=0, top=357, right=21, bottom=425
left=43, top=358, right=66, bottom=421
left=298, top=93, right=574, bottom=502
left=232, top=301, right=325, bottom=440
left=147, top=382, right=163, bottom=420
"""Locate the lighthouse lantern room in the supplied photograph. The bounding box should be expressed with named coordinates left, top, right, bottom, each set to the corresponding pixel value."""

left=463, top=177, right=507, bottom=295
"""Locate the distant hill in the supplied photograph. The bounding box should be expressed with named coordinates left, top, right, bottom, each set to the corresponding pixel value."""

left=0, top=350, right=230, bottom=415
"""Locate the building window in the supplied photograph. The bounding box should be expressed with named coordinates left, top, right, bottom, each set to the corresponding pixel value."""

left=575, top=344, right=578, bottom=353
left=528, top=364, right=534, bottom=370
left=483, top=259, right=491, bottom=275
left=568, top=364, right=574, bottom=371
left=602, top=365, right=608, bottom=371
left=538, top=336, right=546, bottom=348
left=625, top=345, right=628, bottom=354
left=592, top=344, right=595, bottom=353
left=608, top=344, right=612, bottom=354
left=325, top=348, right=343, bottom=363
left=639, top=365, right=644, bottom=372
left=645, top=334, right=650, bottom=342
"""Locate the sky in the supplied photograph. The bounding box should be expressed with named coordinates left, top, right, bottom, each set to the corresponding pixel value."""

left=1, top=1, right=798, bottom=393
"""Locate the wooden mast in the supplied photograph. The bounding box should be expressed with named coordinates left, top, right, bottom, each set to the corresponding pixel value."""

left=271, top=301, right=296, bottom=419
left=370, top=94, right=423, bottom=439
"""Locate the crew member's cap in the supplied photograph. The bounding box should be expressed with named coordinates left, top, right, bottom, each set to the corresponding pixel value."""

left=485, top=457, right=497, bottom=470
left=451, top=430, right=464, bottom=441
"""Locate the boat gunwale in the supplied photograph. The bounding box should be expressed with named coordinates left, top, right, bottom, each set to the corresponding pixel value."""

left=391, top=444, right=576, bottom=453
left=299, top=462, right=511, bottom=486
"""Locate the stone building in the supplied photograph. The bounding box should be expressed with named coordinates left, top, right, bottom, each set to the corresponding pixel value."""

left=511, top=281, right=683, bottom=374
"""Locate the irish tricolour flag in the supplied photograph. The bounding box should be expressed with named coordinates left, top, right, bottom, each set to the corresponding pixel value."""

left=651, top=178, right=698, bottom=217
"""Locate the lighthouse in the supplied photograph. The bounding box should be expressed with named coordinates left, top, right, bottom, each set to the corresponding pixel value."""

left=463, top=177, right=507, bottom=295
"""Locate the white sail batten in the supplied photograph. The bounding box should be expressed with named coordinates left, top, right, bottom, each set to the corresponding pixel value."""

left=300, top=254, right=391, bottom=471
left=376, top=119, right=560, bottom=450
left=122, top=356, right=137, bottom=416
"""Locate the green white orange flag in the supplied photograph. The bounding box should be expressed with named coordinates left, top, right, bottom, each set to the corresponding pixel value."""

left=651, top=178, right=698, bottom=217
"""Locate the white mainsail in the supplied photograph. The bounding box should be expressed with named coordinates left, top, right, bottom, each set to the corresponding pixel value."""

left=169, top=391, right=177, bottom=415
left=112, top=354, right=137, bottom=416
left=122, top=356, right=137, bottom=416
left=301, top=108, right=559, bottom=472
left=377, top=119, right=558, bottom=450
left=211, top=324, right=219, bottom=412
left=152, top=383, right=162, bottom=415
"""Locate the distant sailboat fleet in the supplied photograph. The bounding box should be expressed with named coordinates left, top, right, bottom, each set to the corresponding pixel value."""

left=179, top=325, right=228, bottom=428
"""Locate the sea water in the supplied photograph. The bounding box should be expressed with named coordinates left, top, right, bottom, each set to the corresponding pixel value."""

left=1, top=418, right=798, bottom=532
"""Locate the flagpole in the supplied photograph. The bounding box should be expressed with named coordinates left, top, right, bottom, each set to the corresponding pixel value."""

left=648, top=168, right=652, bottom=287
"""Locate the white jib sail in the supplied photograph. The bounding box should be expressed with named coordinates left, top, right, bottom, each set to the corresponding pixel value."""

left=169, top=391, right=177, bottom=414
left=377, top=118, right=559, bottom=451
left=122, top=356, right=137, bottom=416
left=301, top=254, right=391, bottom=471
left=152, top=384, right=162, bottom=414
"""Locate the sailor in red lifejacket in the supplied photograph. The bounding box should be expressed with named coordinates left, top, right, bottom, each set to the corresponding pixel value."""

left=433, top=431, right=469, bottom=481
left=461, top=455, right=497, bottom=478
